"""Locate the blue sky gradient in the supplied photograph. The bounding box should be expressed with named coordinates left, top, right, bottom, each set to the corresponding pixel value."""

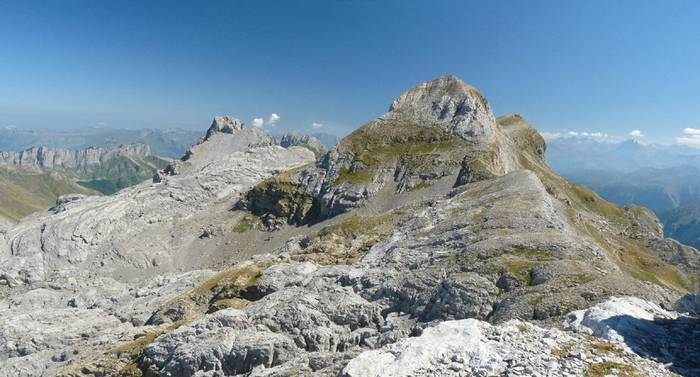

left=1, top=0, right=699, bottom=142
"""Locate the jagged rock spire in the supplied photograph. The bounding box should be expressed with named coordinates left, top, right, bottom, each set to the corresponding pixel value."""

left=205, top=116, right=245, bottom=140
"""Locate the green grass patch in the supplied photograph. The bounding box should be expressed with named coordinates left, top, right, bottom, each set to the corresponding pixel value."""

left=528, top=295, right=543, bottom=305
left=320, top=213, right=398, bottom=239
left=233, top=215, right=259, bottom=233
left=511, top=246, right=554, bottom=260
left=585, top=362, right=641, bottom=377
left=0, top=167, right=97, bottom=220
left=334, top=168, right=374, bottom=185
left=552, top=343, right=573, bottom=358
left=504, top=259, right=537, bottom=286
left=571, top=273, right=595, bottom=284
left=468, top=208, right=487, bottom=223
left=590, top=342, right=623, bottom=355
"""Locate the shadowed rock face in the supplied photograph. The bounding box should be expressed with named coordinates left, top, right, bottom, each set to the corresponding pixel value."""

left=566, top=296, right=700, bottom=376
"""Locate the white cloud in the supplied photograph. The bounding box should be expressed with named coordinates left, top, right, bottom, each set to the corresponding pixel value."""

left=677, top=127, right=700, bottom=147
left=628, top=129, right=644, bottom=138
left=268, top=113, right=280, bottom=125
left=677, top=136, right=700, bottom=146
left=540, top=132, right=562, bottom=141
left=3, top=124, right=17, bottom=130
left=252, top=118, right=264, bottom=128
left=541, top=129, right=617, bottom=143
left=311, top=122, right=323, bottom=129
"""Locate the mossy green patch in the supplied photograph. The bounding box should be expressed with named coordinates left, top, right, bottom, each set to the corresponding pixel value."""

left=109, top=319, right=191, bottom=377
left=233, top=215, right=259, bottom=234
left=470, top=209, right=487, bottom=223
left=617, top=239, right=690, bottom=292
left=192, top=265, right=264, bottom=300
left=571, top=273, right=595, bottom=285
left=585, top=362, right=641, bottom=377
left=504, top=259, right=537, bottom=286
left=334, top=168, right=374, bottom=185
left=511, top=247, right=554, bottom=260
left=552, top=343, right=573, bottom=358
left=320, top=213, right=398, bottom=239
left=590, top=342, right=623, bottom=355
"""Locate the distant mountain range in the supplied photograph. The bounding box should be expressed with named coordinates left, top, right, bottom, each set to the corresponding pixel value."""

left=0, top=126, right=202, bottom=159
left=0, top=126, right=342, bottom=158
left=0, top=143, right=169, bottom=223
left=547, top=137, right=700, bottom=173
left=546, top=136, right=700, bottom=249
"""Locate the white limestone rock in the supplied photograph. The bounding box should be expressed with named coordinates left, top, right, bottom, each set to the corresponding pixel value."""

left=0, top=117, right=314, bottom=286
left=342, top=319, right=673, bottom=377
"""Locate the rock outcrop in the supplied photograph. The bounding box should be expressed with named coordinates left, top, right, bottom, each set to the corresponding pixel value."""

left=566, top=296, right=700, bottom=376
left=342, top=316, right=672, bottom=377
left=276, top=133, right=326, bottom=158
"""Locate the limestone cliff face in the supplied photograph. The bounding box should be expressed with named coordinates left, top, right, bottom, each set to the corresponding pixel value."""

left=0, top=144, right=152, bottom=172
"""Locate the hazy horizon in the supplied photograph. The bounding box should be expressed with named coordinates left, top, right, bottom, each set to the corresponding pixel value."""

left=2, top=0, right=699, bottom=144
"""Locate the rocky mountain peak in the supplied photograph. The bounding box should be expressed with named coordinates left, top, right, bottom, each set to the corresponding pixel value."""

left=205, top=116, right=245, bottom=139
left=386, top=75, right=497, bottom=143
left=276, top=132, right=326, bottom=157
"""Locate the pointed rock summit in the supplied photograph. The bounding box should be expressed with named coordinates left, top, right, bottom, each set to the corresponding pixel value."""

left=386, top=75, right=497, bottom=143
left=205, top=115, right=245, bottom=139
left=241, top=75, right=529, bottom=226
left=156, top=116, right=277, bottom=179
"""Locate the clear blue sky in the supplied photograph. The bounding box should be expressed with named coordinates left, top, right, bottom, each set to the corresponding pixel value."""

left=1, top=0, right=698, bottom=141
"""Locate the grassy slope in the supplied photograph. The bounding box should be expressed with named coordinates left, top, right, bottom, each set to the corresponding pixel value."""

left=0, top=154, right=168, bottom=221
left=499, top=115, right=695, bottom=293
left=0, top=167, right=97, bottom=221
